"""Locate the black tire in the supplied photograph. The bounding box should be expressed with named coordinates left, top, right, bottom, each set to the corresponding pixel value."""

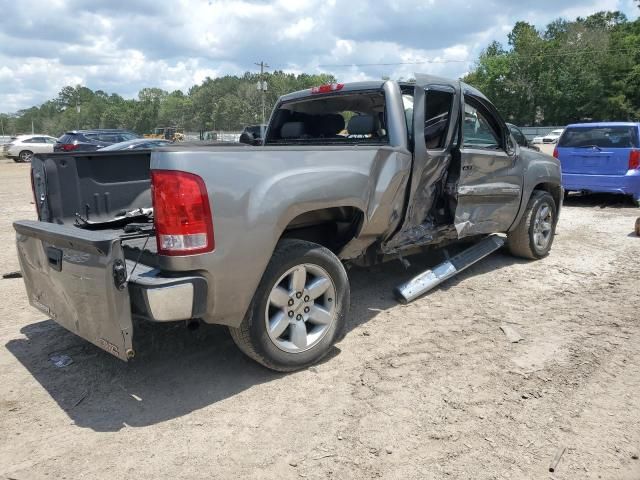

left=229, top=239, right=350, bottom=372
left=507, top=190, right=557, bottom=259
left=18, top=150, right=33, bottom=163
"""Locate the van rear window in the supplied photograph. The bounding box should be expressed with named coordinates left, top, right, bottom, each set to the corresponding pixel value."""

left=558, top=126, right=639, bottom=148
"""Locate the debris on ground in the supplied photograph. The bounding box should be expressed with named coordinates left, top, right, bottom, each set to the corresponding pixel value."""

left=2, top=271, right=22, bottom=279
left=549, top=446, right=567, bottom=473
left=49, top=354, right=73, bottom=368
left=500, top=324, right=523, bottom=343
left=73, top=391, right=88, bottom=408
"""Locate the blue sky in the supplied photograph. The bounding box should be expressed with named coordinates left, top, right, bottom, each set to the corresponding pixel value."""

left=0, top=0, right=638, bottom=113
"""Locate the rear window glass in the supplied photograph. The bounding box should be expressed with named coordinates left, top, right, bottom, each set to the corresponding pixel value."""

left=559, top=126, right=639, bottom=148
left=265, top=90, right=388, bottom=145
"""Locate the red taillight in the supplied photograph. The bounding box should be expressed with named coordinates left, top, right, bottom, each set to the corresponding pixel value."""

left=151, top=170, right=214, bottom=256
left=61, top=143, right=79, bottom=151
left=311, top=83, right=344, bottom=94
left=553, top=147, right=559, bottom=159
left=629, top=149, right=640, bottom=170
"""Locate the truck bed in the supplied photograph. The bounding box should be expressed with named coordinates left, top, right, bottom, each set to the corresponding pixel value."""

left=32, top=150, right=152, bottom=225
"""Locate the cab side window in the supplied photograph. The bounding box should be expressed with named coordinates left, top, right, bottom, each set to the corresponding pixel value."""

left=424, top=89, right=454, bottom=149
left=463, top=97, right=502, bottom=149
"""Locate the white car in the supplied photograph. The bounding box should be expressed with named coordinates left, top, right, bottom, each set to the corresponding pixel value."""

left=532, top=129, right=564, bottom=145
left=6, top=135, right=59, bottom=162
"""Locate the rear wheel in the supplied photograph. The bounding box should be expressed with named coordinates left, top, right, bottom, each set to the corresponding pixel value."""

left=18, top=150, right=33, bottom=162
left=507, top=190, right=557, bottom=259
left=229, top=239, right=349, bottom=372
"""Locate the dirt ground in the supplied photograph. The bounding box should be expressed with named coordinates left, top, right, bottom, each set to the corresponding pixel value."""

left=0, top=158, right=639, bottom=480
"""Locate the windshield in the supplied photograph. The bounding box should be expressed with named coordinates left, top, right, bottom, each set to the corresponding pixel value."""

left=121, top=132, right=139, bottom=141
left=558, top=126, right=639, bottom=148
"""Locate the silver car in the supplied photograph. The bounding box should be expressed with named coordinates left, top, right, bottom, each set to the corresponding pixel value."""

left=6, top=135, right=59, bottom=162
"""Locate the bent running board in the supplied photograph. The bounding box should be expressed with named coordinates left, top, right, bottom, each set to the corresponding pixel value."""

left=394, top=235, right=505, bottom=304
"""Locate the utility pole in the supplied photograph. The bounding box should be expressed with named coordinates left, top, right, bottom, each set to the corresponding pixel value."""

left=255, top=61, right=269, bottom=139
left=76, top=96, right=81, bottom=130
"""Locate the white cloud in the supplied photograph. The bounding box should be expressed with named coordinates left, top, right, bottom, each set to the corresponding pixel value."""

left=0, top=0, right=637, bottom=112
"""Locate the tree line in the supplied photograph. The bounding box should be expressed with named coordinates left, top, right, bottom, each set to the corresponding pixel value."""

left=1, top=9, right=638, bottom=136
left=0, top=72, right=335, bottom=136
left=463, top=11, right=640, bottom=125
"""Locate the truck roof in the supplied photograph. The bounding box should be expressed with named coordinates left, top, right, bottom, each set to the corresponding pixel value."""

left=280, top=76, right=490, bottom=104
left=279, top=81, right=387, bottom=102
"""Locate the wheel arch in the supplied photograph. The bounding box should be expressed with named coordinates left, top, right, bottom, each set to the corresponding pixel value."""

left=278, top=205, right=365, bottom=255
left=533, top=182, right=563, bottom=214
left=508, top=178, right=562, bottom=233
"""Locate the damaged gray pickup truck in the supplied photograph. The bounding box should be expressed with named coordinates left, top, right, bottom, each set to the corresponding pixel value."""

left=14, top=75, right=562, bottom=371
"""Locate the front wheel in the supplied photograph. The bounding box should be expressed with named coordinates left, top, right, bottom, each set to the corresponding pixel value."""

left=507, top=190, right=557, bottom=259
left=229, top=239, right=350, bottom=372
left=18, top=150, right=33, bottom=162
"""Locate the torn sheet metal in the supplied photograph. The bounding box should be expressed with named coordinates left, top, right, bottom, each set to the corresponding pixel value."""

left=383, top=74, right=462, bottom=253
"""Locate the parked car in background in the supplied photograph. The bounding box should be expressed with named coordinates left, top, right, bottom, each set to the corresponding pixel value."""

left=1, top=136, right=17, bottom=157
left=99, top=138, right=173, bottom=151
left=54, top=129, right=140, bottom=152
left=554, top=122, right=640, bottom=206
left=533, top=129, right=564, bottom=145
left=6, top=135, right=58, bottom=162
left=507, top=123, right=540, bottom=152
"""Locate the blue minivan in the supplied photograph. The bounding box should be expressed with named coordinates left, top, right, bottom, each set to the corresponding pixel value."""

left=554, top=122, right=640, bottom=206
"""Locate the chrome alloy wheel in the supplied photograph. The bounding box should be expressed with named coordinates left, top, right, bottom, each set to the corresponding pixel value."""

left=533, top=204, right=553, bottom=250
left=265, top=263, right=337, bottom=353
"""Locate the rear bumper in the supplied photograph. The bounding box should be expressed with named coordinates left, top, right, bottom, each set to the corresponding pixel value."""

left=563, top=171, right=640, bottom=198
left=127, top=261, right=208, bottom=322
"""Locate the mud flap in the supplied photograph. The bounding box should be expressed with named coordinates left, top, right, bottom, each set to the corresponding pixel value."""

left=14, top=220, right=134, bottom=361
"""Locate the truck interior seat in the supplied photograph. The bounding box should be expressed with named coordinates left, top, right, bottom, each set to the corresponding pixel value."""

left=315, top=114, right=345, bottom=137
left=280, top=122, right=306, bottom=139
left=347, top=115, right=377, bottom=136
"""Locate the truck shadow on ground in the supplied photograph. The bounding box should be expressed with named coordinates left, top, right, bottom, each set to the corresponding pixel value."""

left=5, top=247, right=523, bottom=432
